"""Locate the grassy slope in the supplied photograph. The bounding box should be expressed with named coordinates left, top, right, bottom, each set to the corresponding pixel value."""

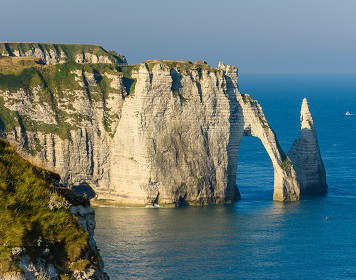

left=0, top=139, right=98, bottom=275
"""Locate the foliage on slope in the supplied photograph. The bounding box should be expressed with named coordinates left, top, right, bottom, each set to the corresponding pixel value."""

left=0, top=139, right=99, bottom=276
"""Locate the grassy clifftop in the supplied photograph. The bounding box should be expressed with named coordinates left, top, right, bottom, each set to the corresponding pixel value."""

left=143, top=59, right=219, bottom=73
left=0, top=139, right=102, bottom=276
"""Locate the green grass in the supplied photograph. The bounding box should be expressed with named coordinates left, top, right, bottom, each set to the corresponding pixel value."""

left=0, top=67, right=39, bottom=92
left=144, top=59, right=218, bottom=73
left=119, top=66, right=137, bottom=96
left=0, top=139, right=97, bottom=275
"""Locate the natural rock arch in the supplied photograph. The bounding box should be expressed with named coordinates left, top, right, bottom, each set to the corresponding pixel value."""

left=225, top=89, right=300, bottom=202
left=0, top=54, right=306, bottom=206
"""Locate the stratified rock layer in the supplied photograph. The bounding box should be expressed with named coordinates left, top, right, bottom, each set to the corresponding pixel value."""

left=0, top=48, right=300, bottom=205
left=289, top=98, right=328, bottom=194
left=0, top=42, right=126, bottom=64
left=239, top=93, right=300, bottom=201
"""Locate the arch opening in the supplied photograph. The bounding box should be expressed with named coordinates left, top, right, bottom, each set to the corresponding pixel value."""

left=236, top=136, right=274, bottom=201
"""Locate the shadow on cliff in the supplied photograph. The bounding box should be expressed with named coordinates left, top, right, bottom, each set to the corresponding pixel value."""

left=170, top=69, right=187, bottom=105
left=289, top=127, right=328, bottom=196
left=0, top=117, right=5, bottom=135
left=21, top=220, right=69, bottom=269
left=71, top=182, right=96, bottom=199
left=16, top=112, right=29, bottom=148
left=0, top=113, right=28, bottom=144
left=225, top=75, right=243, bottom=202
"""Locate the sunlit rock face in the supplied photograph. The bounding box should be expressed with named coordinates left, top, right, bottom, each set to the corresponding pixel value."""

left=238, top=93, right=300, bottom=202
left=0, top=42, right=126, bottom=64
left=0, top=45, right=302, bottom=205
left=289, top=98, right=328, bottom=194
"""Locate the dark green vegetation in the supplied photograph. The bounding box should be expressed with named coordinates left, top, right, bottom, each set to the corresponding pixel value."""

left=281, top=157, right=293, bottom=172
left=119, top=65, right=137, bottom=96
left=0, top=42, right=126, bottom=64
left=144, top=59, right=219, bottom=73
left=0, top=139, right=100, bottom=276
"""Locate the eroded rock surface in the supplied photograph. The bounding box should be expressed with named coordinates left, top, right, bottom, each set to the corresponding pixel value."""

left=0, top=42, right=126, bottom=65
left=0, top=47, right=302, bottom=205
left=239, top=93, right=300, bottom=201
left=289, top=98, right=328, bottom=194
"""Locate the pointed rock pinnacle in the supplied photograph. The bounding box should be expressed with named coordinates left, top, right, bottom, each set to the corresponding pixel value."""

left=288, top=98, right=328, bottom=194
left=301, top=98, right=314, bottom=130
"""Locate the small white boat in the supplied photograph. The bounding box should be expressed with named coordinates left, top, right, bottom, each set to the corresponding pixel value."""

left=345, top=111, right=351, bottom=116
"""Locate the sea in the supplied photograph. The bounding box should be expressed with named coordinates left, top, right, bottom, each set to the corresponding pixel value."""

left=95, top=74, right=356, bottom=279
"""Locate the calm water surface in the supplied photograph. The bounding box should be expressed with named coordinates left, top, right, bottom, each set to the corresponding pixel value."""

left=95, top=74, right=356, bottom=279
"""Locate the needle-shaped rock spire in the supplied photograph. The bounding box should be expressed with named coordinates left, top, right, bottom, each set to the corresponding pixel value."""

left=289, top=98, right=328, bottom=194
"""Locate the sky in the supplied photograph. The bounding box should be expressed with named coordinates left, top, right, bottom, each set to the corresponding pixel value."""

left=1, top=0, right=355, bottom=73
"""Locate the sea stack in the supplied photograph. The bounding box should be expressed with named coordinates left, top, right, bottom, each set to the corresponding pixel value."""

left=289, top=98, right=328, bottom=194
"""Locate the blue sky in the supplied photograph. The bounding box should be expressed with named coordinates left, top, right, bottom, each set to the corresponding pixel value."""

left=1, top=0, right=355, bottom=73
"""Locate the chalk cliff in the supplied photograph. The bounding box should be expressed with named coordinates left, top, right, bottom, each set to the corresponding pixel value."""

left=0, top=43, right=303, bottom=205
left=289, top=98, right=328, bottom=194
left=0, top=42, right=126, bottom=65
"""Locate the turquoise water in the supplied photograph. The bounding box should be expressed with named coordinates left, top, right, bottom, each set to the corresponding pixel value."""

left=95, top=74, right=356, bottom=279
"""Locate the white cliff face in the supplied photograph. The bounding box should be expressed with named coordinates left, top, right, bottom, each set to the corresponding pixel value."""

left=106, top=62, right=241, bottom=205
left=70, top=206, right=97, bottom=248
left=0, top=59, right=300, bottom=205
left=0, top=67, right=125, bottom=191
left=289, top=98, right=328, bottom=194
left=0, top=42, right=126, bottom=65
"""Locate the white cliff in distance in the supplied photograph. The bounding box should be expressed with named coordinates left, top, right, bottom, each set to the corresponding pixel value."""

left=0, top=43, right=329, bottom=206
